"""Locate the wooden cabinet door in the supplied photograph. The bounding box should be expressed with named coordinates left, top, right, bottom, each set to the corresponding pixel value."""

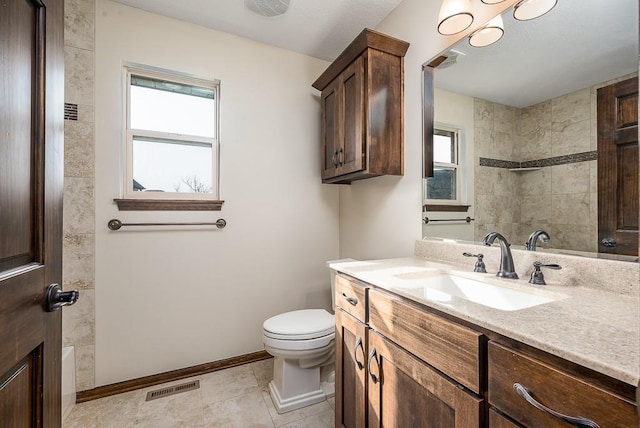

left=0, top=0, right=65, bottom=425
left=367, top=331, right=483, bottom=428
left=338, top=56, right=365, bottom=177
left=321, top=78, right=340, bottom=180
left=335, top=309, right=367, bottom=428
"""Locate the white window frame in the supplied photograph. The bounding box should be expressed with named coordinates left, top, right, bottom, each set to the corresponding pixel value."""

left=122, top=64, right=221, bottom=201
left=424, top=124, right=462, bottom=205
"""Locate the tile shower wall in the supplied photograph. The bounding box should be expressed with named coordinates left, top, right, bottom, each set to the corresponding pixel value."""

left=474, top=74, right=637, bottom=252
left=63, top=0, right=96, bottom=392
left=473, top=99, right=520, bottom=242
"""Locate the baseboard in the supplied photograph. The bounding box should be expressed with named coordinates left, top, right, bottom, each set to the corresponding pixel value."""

left=76, top=350, right=271, bottom=403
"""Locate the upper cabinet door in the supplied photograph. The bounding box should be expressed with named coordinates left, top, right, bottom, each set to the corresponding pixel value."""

left=321, top=78, right=341, bottom=181
left=338, top=56, right=365, bottom=177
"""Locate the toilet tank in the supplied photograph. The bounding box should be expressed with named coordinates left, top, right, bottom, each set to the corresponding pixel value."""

left=326, top=259, right=356, bottom=311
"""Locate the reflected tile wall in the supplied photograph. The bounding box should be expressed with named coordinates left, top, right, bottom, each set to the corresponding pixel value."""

left=472, top=75, right=640, bottom=252
left=63, top=0, right=95, bottom=392
left=473, top=99, right=519, bottom=243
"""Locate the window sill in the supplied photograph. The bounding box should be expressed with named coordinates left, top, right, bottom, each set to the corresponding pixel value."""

left=114, top=199, right=224, bottom=211
left=423, top=204, right=470, bottom=213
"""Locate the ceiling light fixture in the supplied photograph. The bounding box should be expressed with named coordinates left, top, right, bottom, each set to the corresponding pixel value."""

left=437, top=0, right=557, bottom=48
left=437, top=0, right=474, bottom=35
left=244, top=0, right=290, bottom=17
left=513, top=0, right=557, bottom=21
left=468, top=14, right=504, bottom=47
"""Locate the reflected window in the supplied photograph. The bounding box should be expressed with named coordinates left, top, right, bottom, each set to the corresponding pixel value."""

left=124, top=66, right=220, bottom=200
left=425, top=127, right=460, bottom=202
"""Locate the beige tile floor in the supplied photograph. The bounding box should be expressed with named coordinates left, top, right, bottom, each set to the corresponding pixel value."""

left=64, top=358, right=335, bottom=428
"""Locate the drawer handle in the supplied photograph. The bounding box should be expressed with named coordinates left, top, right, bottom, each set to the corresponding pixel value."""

left=513, top=383, right=600, bottom=428
left=354, top=336, right=365, bottom=370
left=368, top=347, right=380, bottom=384
left=341, top=292, right=358, bottom=306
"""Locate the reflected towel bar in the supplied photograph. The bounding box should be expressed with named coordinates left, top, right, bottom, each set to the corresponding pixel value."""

left=423, top=216, right=474, bottom=224
left=107, top=218, right=226, bottom=230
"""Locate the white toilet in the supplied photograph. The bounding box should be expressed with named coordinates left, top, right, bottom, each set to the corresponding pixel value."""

left=262, top=259, right=353, bottom=414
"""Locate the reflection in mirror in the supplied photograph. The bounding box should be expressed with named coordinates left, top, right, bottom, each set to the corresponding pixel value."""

left=422, top=0, right=638, bottom=259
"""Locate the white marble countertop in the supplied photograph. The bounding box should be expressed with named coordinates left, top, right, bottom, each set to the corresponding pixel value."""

left=330, top=257, right=640, bottom=387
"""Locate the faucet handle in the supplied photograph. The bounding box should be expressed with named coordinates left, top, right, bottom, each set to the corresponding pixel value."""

left=463, top=252, right=487, bottom=273
left=529, top=261, right=562, bottom=285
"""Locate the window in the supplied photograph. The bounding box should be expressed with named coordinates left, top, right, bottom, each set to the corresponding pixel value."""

left=116, top=65, right=222, bottom=210
left=424, top=126, right=460, bottom=204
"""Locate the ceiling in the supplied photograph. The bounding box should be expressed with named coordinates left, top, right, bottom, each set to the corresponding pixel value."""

left=109, top=0, right=404, bottom=61
left=434, top=0, right=639, bottom=108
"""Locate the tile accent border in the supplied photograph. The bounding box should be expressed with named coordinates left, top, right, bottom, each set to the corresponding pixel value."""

left=480, top=150, right=598, bottom=169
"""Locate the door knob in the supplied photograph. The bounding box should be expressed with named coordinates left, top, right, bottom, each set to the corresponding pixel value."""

left=600, top=238, right=616, bottom=248
left=45, top=283, right=79, bottom=312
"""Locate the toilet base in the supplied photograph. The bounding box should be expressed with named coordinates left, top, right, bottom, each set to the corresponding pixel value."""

left=268, top=357, right=335, bottom=413
left=268, top=380, right=326, bottom=414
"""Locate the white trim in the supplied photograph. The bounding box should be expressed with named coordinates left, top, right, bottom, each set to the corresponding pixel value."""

left=424, top=125, right=463, bottom=205
left=121, top=64, right=221, bottom=201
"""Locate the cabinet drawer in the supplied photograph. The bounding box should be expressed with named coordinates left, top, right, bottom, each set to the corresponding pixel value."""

left=335, top=274, right=368, bottom=323
left=368, top=288, right=483, bottom=394
left=488, top=342, right=639, bottom=428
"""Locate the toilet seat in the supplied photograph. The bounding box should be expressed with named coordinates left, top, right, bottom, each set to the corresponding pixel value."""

left=263, top=309, right=334, bottom=340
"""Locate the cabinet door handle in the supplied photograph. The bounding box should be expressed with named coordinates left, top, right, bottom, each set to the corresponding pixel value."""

left=513, top=383, right=600, bottom=428
left=332, top=150, right=339, bottom=167
left=341, top=292, right=358, bottom=306
left=354, top=336, right=365, bottom=370
left=368, top=347, right=380, bottom=384
left=338, top=148, right=344, bottom=165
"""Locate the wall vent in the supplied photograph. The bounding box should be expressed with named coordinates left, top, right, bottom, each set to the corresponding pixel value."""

left=145, top=380, right=200, bottom=401
left=64, top=103, right=78, bottom=121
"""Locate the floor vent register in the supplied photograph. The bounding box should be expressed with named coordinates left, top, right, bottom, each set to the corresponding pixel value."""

left=145, top=380, right=200, bottom=401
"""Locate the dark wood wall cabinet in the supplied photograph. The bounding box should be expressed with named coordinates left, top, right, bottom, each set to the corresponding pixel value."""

left=312, top=29, right=409, bottom=184
left=334, top=273, right=639, bottom=428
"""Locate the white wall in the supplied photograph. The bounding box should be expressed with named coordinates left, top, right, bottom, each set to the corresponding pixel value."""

left=338, top=0, right=520, bottom=260
left=95, top=0, right=338, bottom=386
left=422, top=88, right=475, bottom=241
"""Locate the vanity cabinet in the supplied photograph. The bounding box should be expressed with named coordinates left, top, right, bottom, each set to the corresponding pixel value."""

left=312, top=29, right=409, bottom=184
left=335, top=274, right=483, bottom=427
left=335, top=275, right=370, bottom=428
left=335, top=309, right=368, bottom=428
left=488, top=342, right=639, bottom=427
left=334, top=273, right=639, bottom=427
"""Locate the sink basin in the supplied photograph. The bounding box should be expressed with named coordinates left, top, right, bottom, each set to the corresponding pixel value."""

left=394, top=273, right=563, bottom=311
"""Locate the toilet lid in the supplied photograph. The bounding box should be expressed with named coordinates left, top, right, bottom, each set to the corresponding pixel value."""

left=263, top=309, right=335, bottom=340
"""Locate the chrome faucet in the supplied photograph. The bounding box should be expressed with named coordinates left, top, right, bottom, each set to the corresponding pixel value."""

left=483, top=232, right=518, bottom=279
left=525, top=230, right=550, bottom=251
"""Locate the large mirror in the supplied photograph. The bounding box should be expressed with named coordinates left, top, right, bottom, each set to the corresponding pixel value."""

left=422, top=0, right=638, bottom=260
